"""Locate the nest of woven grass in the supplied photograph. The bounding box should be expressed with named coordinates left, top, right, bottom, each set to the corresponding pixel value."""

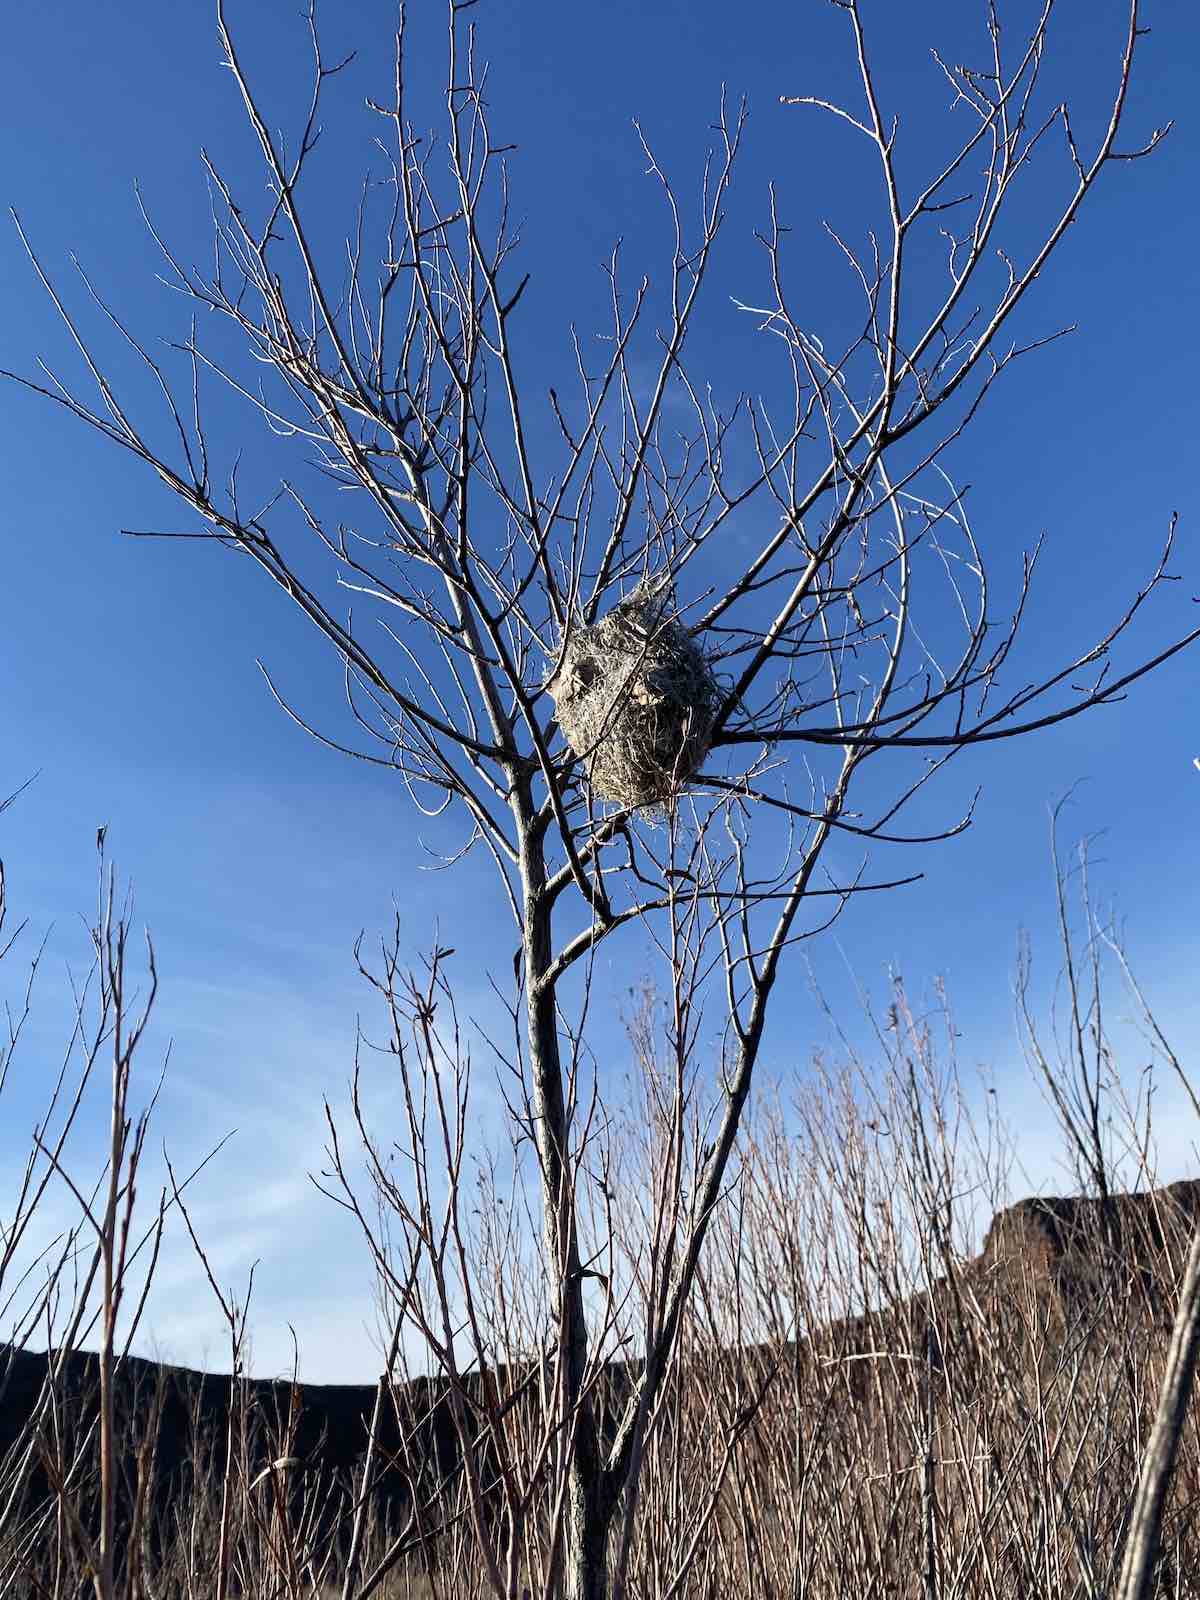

left=545, top=581, right=719, bottom=810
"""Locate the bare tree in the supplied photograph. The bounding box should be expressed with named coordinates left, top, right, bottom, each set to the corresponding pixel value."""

left=0, top=841, right=175, bottom=1600
left=4, top=2, right=1193, bottom=1594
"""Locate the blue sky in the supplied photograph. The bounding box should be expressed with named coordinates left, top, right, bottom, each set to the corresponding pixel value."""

left=1, top=0, right=1198, bottom=1382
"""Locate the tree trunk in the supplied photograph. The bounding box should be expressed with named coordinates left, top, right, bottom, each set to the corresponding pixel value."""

left=564, top=1471, right=610, bottom=1600
left=518, top=811, right=609, bottom=1598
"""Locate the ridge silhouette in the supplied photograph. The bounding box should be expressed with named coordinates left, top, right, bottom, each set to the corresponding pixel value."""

left=4, top=1177, right=1198, bottom=1574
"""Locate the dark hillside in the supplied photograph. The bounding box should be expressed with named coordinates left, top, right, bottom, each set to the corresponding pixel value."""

left=4, top=1177, right=1199, bottom=1591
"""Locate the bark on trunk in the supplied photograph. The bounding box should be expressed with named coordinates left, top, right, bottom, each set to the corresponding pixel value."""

left=518, top=808, right=610, bottom=1599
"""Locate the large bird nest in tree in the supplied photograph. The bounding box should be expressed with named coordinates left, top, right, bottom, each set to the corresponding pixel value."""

left=545, top=581, right=719, bottom=810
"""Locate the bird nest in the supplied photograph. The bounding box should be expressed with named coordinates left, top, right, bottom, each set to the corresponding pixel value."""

left=544, top=582, right=719, bottom=810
